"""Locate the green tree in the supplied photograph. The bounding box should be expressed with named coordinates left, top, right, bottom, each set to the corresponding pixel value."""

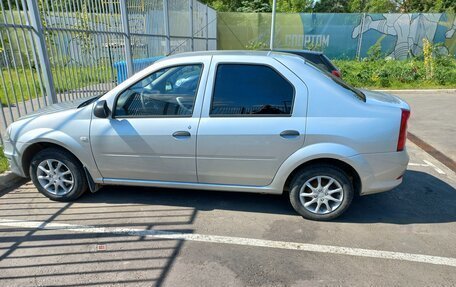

left=393, top=0, right=455, bottom=12
left=313, top=0, right=350, bottom=12
left=276, top=0, right=313, bottom=12
left=199, top=0, right=455, bottom=12
left=200, top=0, right=244, bottom=11
left=236, top=0, right=271, bottom=12
left=349, top=0, right=397, bottom=12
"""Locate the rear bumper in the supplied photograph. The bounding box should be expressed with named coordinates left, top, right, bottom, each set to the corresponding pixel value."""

left=350, top=150, right=409, bottom=195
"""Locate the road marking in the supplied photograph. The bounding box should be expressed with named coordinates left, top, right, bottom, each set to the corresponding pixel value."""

left=408, top=161, right=447, bottom=175
left=408, top=163, right=428, bottom=167
left=408, top=132, right=456, bottom=174
left=423, top=160, right=446, bottom=175
left=1, top=219, right=456, bottom=268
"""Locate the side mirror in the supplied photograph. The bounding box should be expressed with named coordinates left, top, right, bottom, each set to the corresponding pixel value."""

left=93, top=100, right=110, bottom=118
left=165, top=81, right=173, bottom=92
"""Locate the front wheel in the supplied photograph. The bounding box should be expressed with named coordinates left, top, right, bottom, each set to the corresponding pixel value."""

left=289, top=164, right=354, bottom=221
left=30, top=148, right=88, bottom=201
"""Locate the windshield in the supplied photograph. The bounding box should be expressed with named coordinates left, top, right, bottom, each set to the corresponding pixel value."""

left=305, top=61, right=366, bottom=102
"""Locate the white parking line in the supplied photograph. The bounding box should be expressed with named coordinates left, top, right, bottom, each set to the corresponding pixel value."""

left=422, top=160, right=446, bottom=175
left=408, top=161, right=446, bottom=175
left=409, top=162, right=429, bottom=166
left=1, top=218, right=456, bottom=268
left=408, top=163, right=428, bottom=167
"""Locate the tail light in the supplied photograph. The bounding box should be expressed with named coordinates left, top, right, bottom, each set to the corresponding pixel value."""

left=397, top=109, right=410, bottom=151
left=331, top=70, right=341, bottom=78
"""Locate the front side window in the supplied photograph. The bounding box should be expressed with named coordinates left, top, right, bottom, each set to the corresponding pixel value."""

left=210, top=64, right=294, bottom=116
left=115, top=64, right=202, bottom=117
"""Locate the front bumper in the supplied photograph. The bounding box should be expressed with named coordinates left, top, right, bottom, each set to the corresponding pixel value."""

left=350, top=150, right=409, bottom=195
left=3, top=140, right=27, bottom=177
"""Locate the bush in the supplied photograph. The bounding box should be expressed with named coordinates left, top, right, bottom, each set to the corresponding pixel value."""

left=333, top=57, right=456, bottom=89
left=0, top=148, right=8, bottom=174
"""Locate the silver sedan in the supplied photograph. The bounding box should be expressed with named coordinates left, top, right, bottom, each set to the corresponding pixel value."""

left=3, top=51, right=410, bottom=220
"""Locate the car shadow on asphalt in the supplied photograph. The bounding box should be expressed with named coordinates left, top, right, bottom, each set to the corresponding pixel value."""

left=81, top=184, right=295, bottom=217
left=82, top=170, right=456, bottom=225
left=338, top=170, right=456, bottom=224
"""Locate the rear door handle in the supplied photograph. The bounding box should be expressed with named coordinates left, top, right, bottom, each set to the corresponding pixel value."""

left=172, top=131, right=191, bottom=138
left=280, top=130, right=300, bottom=138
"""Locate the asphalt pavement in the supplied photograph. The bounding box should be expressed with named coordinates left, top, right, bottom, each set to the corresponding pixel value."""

left=1, top=89, right=456, bottom=286
left=0, top=140, right=455, bottom=286
left=388, top=89, right=456, bottom=165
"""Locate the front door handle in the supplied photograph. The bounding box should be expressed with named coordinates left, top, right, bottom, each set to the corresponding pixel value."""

left=172, top=131, right=191, bottom=138
left=280, top=130, right=300, bottom=138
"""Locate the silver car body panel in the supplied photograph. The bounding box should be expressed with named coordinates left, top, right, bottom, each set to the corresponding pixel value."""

left=196, top=54, right=308, bottom=186
left=90, top=55, right=212, bottom=183
left=4, top=104, right=101, bottom=181
left=4, top=50, right=410, bottom=196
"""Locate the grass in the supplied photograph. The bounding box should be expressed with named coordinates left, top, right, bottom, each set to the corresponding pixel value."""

left=334, top=56, right=456, bottom=89
left=0, top=148, right=9, bottom=174
left=1, top=65, right=112, bottom=106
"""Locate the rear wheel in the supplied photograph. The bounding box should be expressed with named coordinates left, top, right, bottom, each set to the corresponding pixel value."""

left=289, top=164, right=354, bottom=221
left=30, top=148, right=88, bottom=201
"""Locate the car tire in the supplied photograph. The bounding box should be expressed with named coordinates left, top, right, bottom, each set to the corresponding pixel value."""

left=30, top=148, right=88, bottom=202
left=289, top=164, right=354, bottom=221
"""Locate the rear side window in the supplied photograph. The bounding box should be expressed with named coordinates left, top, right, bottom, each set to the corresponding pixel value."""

left=300, top=53, right=332, bottom=73
left=210, top=64, right=294, bottom=116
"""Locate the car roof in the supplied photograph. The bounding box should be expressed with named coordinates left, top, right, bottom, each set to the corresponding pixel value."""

left=165, top=50, right=305, bottom=60
left=272, top=49, right=324, bottom=55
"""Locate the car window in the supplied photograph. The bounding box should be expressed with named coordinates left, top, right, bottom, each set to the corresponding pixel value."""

left=321, top=54, right=337, bottom=71
left=299, top=53, right=332, bottom=73
left=210, top=64, right=294, bottom=116
left=304, top=61, right=366, bottom=102
left=115, top=64, right=202, bottom=117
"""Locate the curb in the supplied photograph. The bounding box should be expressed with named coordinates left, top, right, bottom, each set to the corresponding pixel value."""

left=0, top=171, right=27, bottom=196
left=374, top=89, right=456, bottom=93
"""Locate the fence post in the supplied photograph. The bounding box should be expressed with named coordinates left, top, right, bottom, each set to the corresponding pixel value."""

left=270, top=0, right=277, bottom=49
left=26, top=0, right=57, bottom=104
left=119, top=1, right=134, bottom=77
left=189, top=0, right=194, bottom=51
left=205, top=4, right=209, bottom=50
left=356, top=13, right=366, bottom=60
left=163, top=0, right=171, bottom=54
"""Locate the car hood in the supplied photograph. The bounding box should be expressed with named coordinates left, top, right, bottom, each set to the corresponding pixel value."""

left=360, top=89, right=410, bottom=110
left=18, top=96, right=97, bottom=120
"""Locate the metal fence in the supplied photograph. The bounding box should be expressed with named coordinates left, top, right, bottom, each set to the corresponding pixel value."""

left=0, top=0, right=217, bottom=144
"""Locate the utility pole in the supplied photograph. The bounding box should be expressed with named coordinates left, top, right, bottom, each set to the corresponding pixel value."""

left=270, top=0, right=277, bottom=50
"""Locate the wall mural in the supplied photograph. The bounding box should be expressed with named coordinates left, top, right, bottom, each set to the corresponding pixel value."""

left=352, top=13, right=456, bottom=59
left=217, top=12, right=456, bottom=59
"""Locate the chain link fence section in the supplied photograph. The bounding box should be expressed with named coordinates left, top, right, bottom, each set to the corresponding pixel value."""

left=0, top=0, right=217, bottom=144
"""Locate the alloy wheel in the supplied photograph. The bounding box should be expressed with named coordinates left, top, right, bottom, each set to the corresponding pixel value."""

left=36, top=159, right=74, bottom=196
left=298, top=175, right=344, bottom=214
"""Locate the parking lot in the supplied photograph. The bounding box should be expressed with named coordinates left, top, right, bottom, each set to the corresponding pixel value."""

left=0, top=139, right=455, bottom=286
left=1, top=90, right=456, bottom=286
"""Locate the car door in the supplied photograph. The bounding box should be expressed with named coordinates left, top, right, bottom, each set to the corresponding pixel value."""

left=90, top=59, right=210, bottom=183
left=196, top=55, right=308, bottom=186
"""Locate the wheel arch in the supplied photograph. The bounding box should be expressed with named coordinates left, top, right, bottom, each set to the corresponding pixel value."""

left=21, top=141, right=83, bottom=178
left=283, top=157, right=362, bottom=196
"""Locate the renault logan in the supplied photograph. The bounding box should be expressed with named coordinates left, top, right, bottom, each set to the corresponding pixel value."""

left=3, top=51, right=410, bottom=220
